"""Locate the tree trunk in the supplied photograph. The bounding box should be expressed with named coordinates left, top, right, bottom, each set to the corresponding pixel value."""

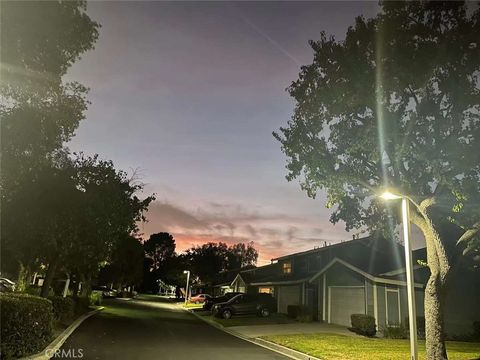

left=40, top=258, right=58, bottom=298
left=425, top=272, right=448, bottom=359
left=16, top=262, right=30, bottom=292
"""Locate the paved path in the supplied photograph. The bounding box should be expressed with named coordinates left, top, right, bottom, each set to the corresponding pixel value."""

left=59, top=295, right=289, bottom=360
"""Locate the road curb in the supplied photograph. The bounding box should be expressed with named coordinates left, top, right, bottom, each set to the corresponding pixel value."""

left=22, top=306, right=104, bottom=360
left=187, top=309, right=321, bottom=360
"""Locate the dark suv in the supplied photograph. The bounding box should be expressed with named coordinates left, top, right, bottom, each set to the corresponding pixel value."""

left=203, top=292, right=244, bottom=311
left=212, top=293, right=276, bottom=319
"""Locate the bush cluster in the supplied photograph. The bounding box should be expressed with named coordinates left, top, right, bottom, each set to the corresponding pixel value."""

left=49, top=296, right=75, bottom=324
left=350, top=314, right=376, bottom=337
left=73, top=296, right=91, bottom=314
left=0, top=293, right=54, bottom=359
left=89, top=291, right=102, bottom=306
left=287, top=305, right=313, bottom=322
left=382, top=325, right=407, bottom=339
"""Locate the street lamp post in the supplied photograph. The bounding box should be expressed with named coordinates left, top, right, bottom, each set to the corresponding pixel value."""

left=381, top=191, right=418, bottom=360
left=183, top=270, right=190, bottom=306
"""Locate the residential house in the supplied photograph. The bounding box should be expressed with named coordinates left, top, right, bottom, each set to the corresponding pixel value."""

left=221, top=234, right=480, bottom=335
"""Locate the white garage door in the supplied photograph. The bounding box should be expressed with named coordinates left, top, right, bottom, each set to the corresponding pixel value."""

left=329, top=287, right=365, bottom=327
left=278, top=285, right=301, bottom=314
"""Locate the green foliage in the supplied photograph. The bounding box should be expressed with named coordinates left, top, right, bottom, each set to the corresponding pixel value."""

left=24, top=285, right=42, bottom=296
left=287, top=305, right=311, bottom=320
left=0, top=293, right=53, bottom=359
left=350, top=314, right=376, bottom=337
left=473, top=321, right=480, bottom=340
left=89, top=291, right=102, bottom=306
left=0, top=0, right=99, bottom=281
left=382, top=325, right=407, bottom=339
left=48, top=296, right=75, bottom=324
left=273, top=1, right=480, bottom=246
left=99, top=235, right=145, bottom=290
left=404, top=316, right=426, bottom=340
left=184, top=241, right=259, bottom=284
left=144, top=232, right=176, bottom=271
left=72, top=296, right=90, bottom=315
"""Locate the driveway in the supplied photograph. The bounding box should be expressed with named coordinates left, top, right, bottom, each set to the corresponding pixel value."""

left=59, top=295, right=290, bottom=360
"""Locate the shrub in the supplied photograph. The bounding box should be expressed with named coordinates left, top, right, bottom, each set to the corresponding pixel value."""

left=382, top=325, right=407, bottom=339
left=350, top=314, right=376, bottom=337
left=24, top=285, right=41, bottom=296
left=48, top=296, right=75, bottom=324
left=404, top=316, right=426, bottom=339
left=89, top=291, right=102, bottom=306
left=72, top=296, right=90, bottom=315
left=0, top=293, right=54, bottom=359
left=297, top=314, right=313, bottom=323
left=287, top=305, right=310, bottom=319
left=473, top=321, right=480, bottom=340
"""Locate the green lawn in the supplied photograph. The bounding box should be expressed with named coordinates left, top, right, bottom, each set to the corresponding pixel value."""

left=262, top=333, right=480, bottom=360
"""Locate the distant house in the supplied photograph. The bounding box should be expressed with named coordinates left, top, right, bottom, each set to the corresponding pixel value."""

left=216, top=235, right=480, bottom=335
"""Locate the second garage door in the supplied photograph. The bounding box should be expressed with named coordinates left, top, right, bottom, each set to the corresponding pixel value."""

left=277, top=285, right=301, bottom=314
left=329, top=286, right=365, bottom=326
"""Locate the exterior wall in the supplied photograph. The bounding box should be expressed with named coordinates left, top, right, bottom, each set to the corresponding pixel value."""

left=277, top=284, right=301, bottom=314
left=444, top=269, right=480, bottom=335
left=231, top=277, right=246, bottom=293
left=323, top=263, right=366, bottom=326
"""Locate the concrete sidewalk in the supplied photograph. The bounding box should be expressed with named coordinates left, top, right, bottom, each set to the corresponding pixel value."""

left=228, top=322, right=358, bottom=339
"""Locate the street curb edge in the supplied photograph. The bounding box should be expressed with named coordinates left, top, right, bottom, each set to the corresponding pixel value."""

left=22, top=306, right=104, bottom=360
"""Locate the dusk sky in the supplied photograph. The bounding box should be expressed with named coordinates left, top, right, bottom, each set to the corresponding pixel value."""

left=67, top=1, right=380, bottom=264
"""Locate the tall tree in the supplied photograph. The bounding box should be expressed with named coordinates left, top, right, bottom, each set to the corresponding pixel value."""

left=184, top=242, right=229, bottom=284
left=0, top=0, right=99, bottom=284
left=184, top=242, right=259, bottom=284
left=99, top=234, right=145, bottom=291
left=274, top=2, right=479, bottom=359
left=143, top=232, right=176, bottom=271
left=62, top=154, right=154, bottom=296
left=226, top=242, right=258, bottom=270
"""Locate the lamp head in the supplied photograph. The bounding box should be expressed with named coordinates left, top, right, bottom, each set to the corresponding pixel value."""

left=380, top=191, right=402, bottom=200
left=183, top=270, right=189, bottom=274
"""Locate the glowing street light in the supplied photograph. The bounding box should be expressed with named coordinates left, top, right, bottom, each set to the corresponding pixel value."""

left=380, top=190, right=418, bottom=360
left=183, top=270, right=190, bottom=306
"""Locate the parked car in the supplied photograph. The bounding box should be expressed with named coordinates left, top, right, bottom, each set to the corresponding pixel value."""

left=203, top=292, right=244, bottom=311
left=189, top=293, right=211, bottom=304
left=212, top=293, right=277, bottom=319
left=0, top=278, right=16, bottom=292
left=92, top=286, right=117, bottom=298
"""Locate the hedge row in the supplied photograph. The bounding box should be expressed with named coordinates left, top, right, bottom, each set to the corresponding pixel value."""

left=0, top=293, right=54, bottom=359
left=0, top=294, right=94, bottom=359
left=287, top=305, right=313, bottom=322
left=350, top=314, right=376, bottom=337
left=48, top=296, right=75, bottom=324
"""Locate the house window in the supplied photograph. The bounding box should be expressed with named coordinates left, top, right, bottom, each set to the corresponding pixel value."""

left=258, top=287, right=274, bottom=295
left=283, top=261, right=292, bottom=274
left=386, top=288, right=401, bottom=326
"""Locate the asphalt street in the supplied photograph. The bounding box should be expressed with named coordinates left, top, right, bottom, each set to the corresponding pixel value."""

left=59, top=295, right=290, bottom=360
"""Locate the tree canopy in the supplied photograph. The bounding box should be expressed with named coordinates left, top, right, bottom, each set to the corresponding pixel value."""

left=184, top=241, right=258, bottom=284
left=0, top=1, right=155, bottom=299
left=274, top=2, right=479, bottom=359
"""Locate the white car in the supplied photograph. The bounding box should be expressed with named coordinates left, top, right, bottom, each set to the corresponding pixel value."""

left=0, top=277, right=16, bottom=292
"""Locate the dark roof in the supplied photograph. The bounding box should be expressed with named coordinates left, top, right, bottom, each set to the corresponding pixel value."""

left=212, top=265, right=256, bottom=286
left=216, top=234, right=430, bottom=286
